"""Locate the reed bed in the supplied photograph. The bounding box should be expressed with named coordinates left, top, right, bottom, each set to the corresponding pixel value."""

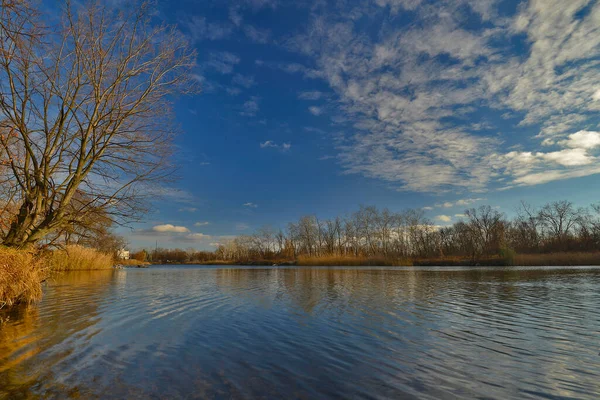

left=297, top=255, right=412, bottom=267
left=0, top=247, right=45, bottom=308
left=48, top=245, right=114, bottom=271
left=513, top=252, right=600, bottom=266
left=413, top=256, right=510, bottom=267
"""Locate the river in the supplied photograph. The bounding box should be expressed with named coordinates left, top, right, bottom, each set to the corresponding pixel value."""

left=1, top=266, right=599, bottom=399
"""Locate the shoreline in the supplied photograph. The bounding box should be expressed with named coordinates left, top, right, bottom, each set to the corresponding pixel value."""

left=148, top=252, right=600, bottom=267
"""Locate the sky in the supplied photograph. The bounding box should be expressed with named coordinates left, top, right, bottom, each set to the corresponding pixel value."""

left=115, top=0, right=600, bottom=250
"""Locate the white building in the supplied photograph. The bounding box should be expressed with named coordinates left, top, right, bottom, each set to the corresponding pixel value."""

left=117, top=249, right=130, bottom=260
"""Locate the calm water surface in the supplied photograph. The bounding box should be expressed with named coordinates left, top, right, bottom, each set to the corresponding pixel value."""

left=1, top=266, right=600, bottom=399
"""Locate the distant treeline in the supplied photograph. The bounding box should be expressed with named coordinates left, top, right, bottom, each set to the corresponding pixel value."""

left=137, top=200, right=600, bottom=265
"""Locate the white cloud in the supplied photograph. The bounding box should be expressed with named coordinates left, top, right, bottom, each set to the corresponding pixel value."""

left=243, top=203, right=258, bottom=208
left=560, top=130, right=600, bottom=150
left=593, top=89, right=600, bottom=101
left=514, top=166, right=600, bottom=186
left=260, top=140, right=277, bottom=148
left=260, top=140, right=291, bottom=151
left=436, top=215, right=452, bottom=222
left=185, top=233, right=212, bottom=241
left=152, top=224, right=190, bottom=233
left=456, top=198, right=485, bottom=206
left=432, top=198, right=485, bottom=209
left=455, top=214, right=466, bottom=218
left=540, top=148, right=592, bottom=167
left=194, top=221, right=210, bottom=226
left=308, top=106, right=323, bottom=116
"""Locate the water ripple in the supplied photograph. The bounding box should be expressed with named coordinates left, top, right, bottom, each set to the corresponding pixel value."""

left=1, top=266, right=600, bottom=399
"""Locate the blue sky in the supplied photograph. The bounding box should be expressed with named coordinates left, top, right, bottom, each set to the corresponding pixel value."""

left=120, top=0, right=600, bottom=249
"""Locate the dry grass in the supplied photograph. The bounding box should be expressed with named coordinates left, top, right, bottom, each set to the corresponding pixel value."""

left=0, top=247, right=46, bottom=308
left=413, top=256, right=510, bottom=267
left=48, top=245, right=114, bottom=271
left=297, top=255, right=412, bottom=267
left=514, top=252, right=600, bottom=266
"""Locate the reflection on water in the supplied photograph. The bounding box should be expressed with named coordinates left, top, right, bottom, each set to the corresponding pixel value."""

left=1, top=266, right=600, bottom=399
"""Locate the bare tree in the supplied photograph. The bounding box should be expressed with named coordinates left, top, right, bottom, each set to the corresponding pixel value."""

left=537, top=201, right=581, bottom=248
left=465, top=205, right=505, bottom=257
left=0, top=1, right=198, bottom=247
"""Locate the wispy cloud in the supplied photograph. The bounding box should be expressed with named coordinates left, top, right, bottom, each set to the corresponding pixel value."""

left=282, top=0, right=600, bottom=191
left=236, top=222, right=250, bottom=231
left=260, top=140, right=291, bottom=151
left=242, top=203, right=258, bottom=208
left=178, top=207, right=198, bottom=213
left=194, top=221, right=210, bottom=226
left=205, top=52, right=240, bottom=74
left=308, top=106, right=323, bottom=116
left=298, top=91, right=324, bottom=100
left=240, top=96, right=260, bottom=116
left=435, top=215, right=452, bottom=222
left=152, top=187, right=198, bottom=206
left=243, top=25, right=271, bottom=43
left=180, top=16, right=233, bottom=42
left=431, top=198, right=486, bottom=209
left=232, top=74, right=256, bottom=88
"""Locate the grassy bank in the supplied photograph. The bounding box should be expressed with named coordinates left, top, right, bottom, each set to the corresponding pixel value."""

left=1, top=245, right=114, bottom=308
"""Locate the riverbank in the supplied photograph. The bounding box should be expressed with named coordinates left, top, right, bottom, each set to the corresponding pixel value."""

left=0, top=245, right=114, bottom=308
left=118, top=259, right=151, bottom=268
left=5, top=250, right=600, bottom=308
left=162, top=251, right=600, bottom=267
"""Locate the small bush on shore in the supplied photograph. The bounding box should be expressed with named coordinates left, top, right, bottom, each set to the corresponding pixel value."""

left=0, top=247, right=45, bottom=308
left=48, top=245, right=114, bottom=271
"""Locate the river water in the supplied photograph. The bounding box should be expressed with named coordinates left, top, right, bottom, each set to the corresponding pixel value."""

left=1, top=266, right=599, bottom=399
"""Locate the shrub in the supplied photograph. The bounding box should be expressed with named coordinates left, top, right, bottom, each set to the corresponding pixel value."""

left=499, top=246, right=516, bottom=266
